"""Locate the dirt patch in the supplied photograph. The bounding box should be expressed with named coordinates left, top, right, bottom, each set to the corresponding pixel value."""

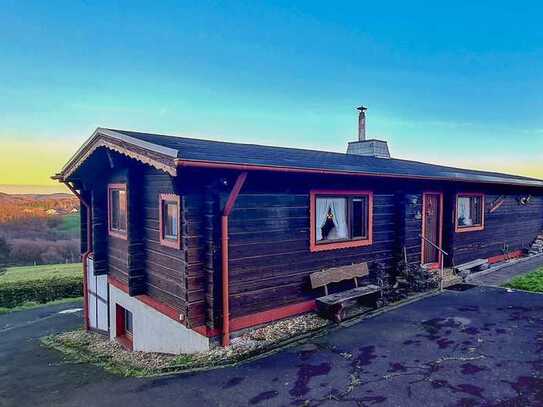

left=41, top=313, right=328, bottom=377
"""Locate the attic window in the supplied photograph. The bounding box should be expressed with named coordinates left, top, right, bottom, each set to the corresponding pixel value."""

left=310, top=190, right=373, bottom=252
left=456, top=193, right=484, bottom=232
left=108, top=184, right=127, bottom=239
left=159, top=194, right=181, bottom=249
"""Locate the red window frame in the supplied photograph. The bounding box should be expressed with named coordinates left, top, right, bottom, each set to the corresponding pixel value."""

left=115, top=304, right=133, bottom=351
left=108, top=183, right=128, bottom=240
left=159, top=193, right=181, bottom=249
left=309, top=190, right=373, bottom=252
left=455, top=192, right=485, bottom=233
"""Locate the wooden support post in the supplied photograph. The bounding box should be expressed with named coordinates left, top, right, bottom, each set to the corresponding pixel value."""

left=221, top=172, right=248, bottom=347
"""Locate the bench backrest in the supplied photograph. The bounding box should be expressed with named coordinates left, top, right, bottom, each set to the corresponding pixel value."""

left=310, top=263, right=369, bottom=289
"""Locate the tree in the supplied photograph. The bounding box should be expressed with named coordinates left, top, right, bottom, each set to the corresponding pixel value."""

left=0, top=236, right=11, bottom=274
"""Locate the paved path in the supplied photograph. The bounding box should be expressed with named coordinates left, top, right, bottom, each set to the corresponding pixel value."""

left=467, top=255, right=543, bottom=286
left=2, top=289, right=543, bottom=406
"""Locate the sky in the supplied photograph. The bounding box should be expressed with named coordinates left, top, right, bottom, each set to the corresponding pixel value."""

left=1, top=1, right=542, bottom=193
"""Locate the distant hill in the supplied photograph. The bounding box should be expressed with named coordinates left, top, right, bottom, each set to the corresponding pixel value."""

left=0, top=193, right=79, bottom=223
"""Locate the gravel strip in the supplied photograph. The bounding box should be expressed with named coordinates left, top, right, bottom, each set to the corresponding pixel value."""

left=42, top=313, right=328, bottom=377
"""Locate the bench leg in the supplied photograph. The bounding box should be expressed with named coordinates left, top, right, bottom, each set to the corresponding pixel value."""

left=332, top=303, right=345, bottom=323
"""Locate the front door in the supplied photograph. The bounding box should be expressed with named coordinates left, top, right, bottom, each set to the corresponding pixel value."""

left=422, top=193, right=443, bottom=266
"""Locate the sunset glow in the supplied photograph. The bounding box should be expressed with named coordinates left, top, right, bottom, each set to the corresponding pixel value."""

left=1, top=1, right=542, bottom=193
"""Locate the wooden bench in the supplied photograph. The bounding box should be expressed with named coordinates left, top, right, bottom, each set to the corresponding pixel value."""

left=310, top=263, right=381, bottom=322
left=454, top=258, right=488, bottom=274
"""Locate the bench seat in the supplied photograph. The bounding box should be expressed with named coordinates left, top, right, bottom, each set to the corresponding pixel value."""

left=455, top=258, right=488, bottom=273
left=316, top=284, right=381, bottom=306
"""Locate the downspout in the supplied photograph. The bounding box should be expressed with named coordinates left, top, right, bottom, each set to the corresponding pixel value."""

left=221, top=172, right=248, bottom=347
left=63, top=181, right=92, bottom=331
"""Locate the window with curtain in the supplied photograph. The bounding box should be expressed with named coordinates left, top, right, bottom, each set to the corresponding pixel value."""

left=159, top=194, right=181, bottom=248
left=109, top=184, right=127, bottom=237
left=315, top=194, right=369, bottom=244
left=456, top=194, right=484, bottom=231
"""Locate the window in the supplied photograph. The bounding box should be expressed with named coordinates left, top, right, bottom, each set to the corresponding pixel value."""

left=456, top=193, right=485, bottom=232
left=159, top=194, right=181, bottom=249
left=108, top=184, right=127, bottom=238
left=124, top=309, right=133, bottom=337
left=310, top=190, right=373, bottom=252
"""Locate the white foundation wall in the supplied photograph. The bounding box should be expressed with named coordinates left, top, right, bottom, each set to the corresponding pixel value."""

left=109, top=284, right=210, bottom=354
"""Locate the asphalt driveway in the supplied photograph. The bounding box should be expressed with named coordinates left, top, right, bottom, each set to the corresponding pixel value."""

left=1, top=286, right=543, bottom=407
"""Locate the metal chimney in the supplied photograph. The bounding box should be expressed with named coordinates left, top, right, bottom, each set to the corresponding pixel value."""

left=357, top=106, right=367, bottom=141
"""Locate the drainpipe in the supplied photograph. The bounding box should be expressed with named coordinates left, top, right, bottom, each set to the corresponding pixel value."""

left=63, top=181, right=92, bottom=331
left=221, top=172, right=248, bottom=347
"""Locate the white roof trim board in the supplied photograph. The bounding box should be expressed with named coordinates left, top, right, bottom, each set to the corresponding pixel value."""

left=58, top=128, right=179, bottom=179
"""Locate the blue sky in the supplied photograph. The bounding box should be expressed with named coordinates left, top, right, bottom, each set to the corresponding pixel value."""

left=1, top=1, right=542, bottom=190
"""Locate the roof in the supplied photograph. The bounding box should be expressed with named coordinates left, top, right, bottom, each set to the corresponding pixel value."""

left=56, top=127, right=543, bottom=188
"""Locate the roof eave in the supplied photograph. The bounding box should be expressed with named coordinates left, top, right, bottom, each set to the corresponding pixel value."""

left=175, top=158, right=543, bottom=188
left=55, top=128, right=179, bottom=181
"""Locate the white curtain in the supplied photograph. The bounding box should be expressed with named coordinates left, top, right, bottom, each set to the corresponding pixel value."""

left=316, top=197, right=348, bottom=241
left=316, top=198, right=331, bottom=241
left=329, top=198, right=348, bottom=239
left=457, top=196, right=472, bottom=226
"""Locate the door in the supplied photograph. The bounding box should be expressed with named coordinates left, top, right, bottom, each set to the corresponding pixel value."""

left=87, top=255, right=109, bottom=332
left=422, top=193, right=443, bottom=266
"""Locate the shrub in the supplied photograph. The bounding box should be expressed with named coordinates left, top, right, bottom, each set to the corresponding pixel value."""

left=0, top=275, right=83, bottom=308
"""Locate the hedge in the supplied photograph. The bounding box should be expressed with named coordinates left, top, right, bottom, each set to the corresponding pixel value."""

left=0, top=276, right=83, bottom=308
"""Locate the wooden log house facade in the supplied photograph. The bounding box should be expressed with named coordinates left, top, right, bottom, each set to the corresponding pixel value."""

left=54, top=111, right=543, bottom=354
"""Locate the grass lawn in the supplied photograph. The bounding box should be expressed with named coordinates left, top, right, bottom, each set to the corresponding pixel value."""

left=0, top=263, right=82, bottom=283
left=505, top=268, right=543, bottom=293
left=0, top=263, right=83, bottom=311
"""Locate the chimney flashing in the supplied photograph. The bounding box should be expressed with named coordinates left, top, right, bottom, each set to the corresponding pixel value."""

left=348, top=106, right=391, bottom=158
left=347, top=140, right=391, bottom=159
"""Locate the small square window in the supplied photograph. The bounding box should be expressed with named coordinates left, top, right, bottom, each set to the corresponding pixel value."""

left=456, top=193, right=485, bottom=232
left=310, top=190, right=373, bottom=252
left=159, top=194, right=181, bottom=249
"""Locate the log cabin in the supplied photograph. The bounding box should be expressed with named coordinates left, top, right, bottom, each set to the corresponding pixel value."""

left=53, top=107, right=543, bottom=354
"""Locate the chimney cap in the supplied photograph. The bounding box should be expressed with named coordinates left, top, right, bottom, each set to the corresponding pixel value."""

left=357, top=106, right=367, bottom=112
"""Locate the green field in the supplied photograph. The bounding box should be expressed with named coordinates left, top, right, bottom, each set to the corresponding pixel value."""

left=506, top=268, right=543, bottom=293
left=59, top=213, right=80, bottom=233
left=0, top=263, right=82, bottom=283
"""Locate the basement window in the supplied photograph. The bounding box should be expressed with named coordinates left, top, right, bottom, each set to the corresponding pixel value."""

left=108, top=184, right=127, bottom=238
left=310, top=190, right=373, bottom=252
left=159, top=194, right=181, bottom=249
left=456, top=193, right=485, bottom=232
left=124, top=309, right=133, bottom=337
left=115, top=304, right=133, bottom=351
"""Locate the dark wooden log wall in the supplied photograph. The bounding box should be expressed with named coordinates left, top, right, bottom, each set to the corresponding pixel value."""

left=106, top=170, right=129, bottom=285
left=91, top=183, right=109, bottom=276
left=141, top=167, right=188, bottom=318
left=72, top=151, right=543, bottom=331
left=127, top=168, right=145, bottom=296
left=398, top=193, right=423, bottom=268
left=213, top=172, right=408, bottom=320
left=449, top=190, right=543, bottom=265
left=79, top=189, right=90, bottom=254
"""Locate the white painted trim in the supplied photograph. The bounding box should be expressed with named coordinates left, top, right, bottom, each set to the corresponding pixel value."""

left=59, top=128, right=179, bottom=179
left=97, top=128, right=179, bottom=158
